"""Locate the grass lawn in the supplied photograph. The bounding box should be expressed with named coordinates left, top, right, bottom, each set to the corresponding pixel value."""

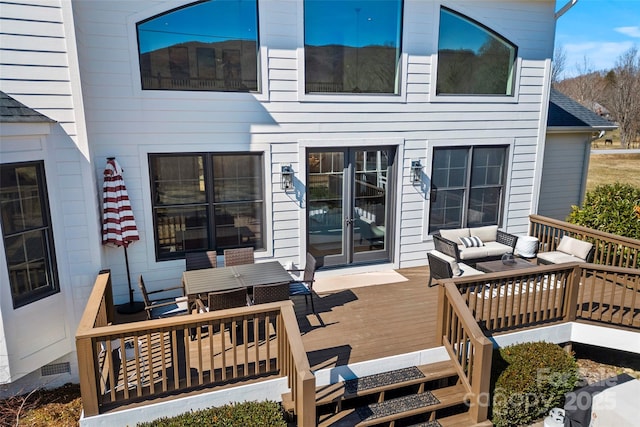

left=587, top=153, right=640, bottom=193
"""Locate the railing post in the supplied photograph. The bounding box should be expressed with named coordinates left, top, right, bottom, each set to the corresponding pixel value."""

left=435, top=281, right=447, bottom=345
left=76, top=336, right=99, bottom=416
left=297, top=371, right=317, bottom=427
left=469, top=338, right=493, bottom=423
left=564, top=265, right=582, bottom=321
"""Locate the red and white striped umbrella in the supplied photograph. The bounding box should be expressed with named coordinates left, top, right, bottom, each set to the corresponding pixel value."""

left=102, top=158, right=139, bottom=247
left=103, top=157, right=142, bottom=311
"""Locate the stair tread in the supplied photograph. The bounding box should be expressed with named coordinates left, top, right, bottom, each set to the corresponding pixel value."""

left=318, top=383, right=468, bottom=427
left=314, top=360, right=458, bottom=406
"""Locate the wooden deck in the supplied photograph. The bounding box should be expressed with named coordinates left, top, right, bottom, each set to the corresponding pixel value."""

left=114, top=267, right=437, bottom=374
left=293, top=267, right=438, bottom=371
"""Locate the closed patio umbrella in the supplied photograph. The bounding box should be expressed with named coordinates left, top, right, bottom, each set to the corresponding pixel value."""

left=102, top=157, right=143, bottom=314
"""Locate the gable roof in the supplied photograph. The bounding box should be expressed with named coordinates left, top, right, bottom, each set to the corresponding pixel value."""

left=547, top=88, right=616, bottom=131
left=0, top=91, right=55, bottom=123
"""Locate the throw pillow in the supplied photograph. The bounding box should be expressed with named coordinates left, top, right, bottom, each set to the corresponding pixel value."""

left=460, top=236, right=484, bottom=248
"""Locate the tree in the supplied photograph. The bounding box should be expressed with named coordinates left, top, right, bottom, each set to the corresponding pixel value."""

left=551, top=45, right=566, bottom=85
left=602, top=46, right=640, bottom=148
left=554, top=57, right=606, bottom=112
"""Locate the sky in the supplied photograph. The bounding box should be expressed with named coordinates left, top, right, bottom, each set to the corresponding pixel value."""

left=555, top=0, right=640, bottom=77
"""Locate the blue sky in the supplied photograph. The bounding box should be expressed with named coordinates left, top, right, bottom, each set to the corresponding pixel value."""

left=555, top=0, right=640, bottom=77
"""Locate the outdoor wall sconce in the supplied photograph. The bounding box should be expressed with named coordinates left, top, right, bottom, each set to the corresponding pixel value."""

left=411, top=160, right=423, bottom=185
left=281, top=164, right=294, bottom=191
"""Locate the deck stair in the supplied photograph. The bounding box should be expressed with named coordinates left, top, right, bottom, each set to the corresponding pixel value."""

left=285, top=359, right=489, bottom=426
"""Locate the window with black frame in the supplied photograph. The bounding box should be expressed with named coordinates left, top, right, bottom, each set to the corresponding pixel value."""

left=437, top=6, right=517, bottom=96
left=429, top=146, right=507, bottom=233
left=149, top=153, right=264, bottom=260
left=0, top=162, right=59, bottom=308
left=137, top=0, right=259, bottom=92
left=304, top=0, right=403, bottom=94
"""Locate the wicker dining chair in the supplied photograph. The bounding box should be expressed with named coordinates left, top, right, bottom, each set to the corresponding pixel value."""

left=185, top=250, right=218, bottom=271
left=287, top=252, right=317, bottom=313
left=252, top=282, right=290, bottom=305
left=223, top=247, right=255, bottom=266
left=208, top=287, right=250, bottom=311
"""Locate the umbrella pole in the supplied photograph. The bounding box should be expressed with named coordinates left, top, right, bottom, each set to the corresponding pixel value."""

left=116, top=245, right=145, bottom=314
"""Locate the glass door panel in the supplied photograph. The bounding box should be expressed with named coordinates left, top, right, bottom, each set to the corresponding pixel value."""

left=307, top=151, right=346, bottom=262
left=353, top=150, right=387, bottom=255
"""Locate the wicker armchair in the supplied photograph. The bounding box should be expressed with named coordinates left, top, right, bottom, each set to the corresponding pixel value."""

left=185, top=251, right=217, bottom=271
left=223, top=247, right=255, bottom=266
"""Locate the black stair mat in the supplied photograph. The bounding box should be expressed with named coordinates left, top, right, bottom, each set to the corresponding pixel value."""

left=355, top=391, right=440, bottom=422
left=345, top=366, right=425, bottom=394
left=407, top=421, right=442, bottom=427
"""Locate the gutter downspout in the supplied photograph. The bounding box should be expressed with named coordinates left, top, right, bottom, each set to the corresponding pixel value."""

left=555, top=0, right=579, bottom=20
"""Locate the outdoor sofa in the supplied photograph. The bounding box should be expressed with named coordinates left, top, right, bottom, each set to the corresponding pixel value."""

left=536, top=235, right=595, bottom=265
left=433, top=225, right=518, bottom=266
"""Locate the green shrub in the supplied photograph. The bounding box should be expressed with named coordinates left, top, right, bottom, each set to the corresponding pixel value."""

left=136, top=400, right=287, bottom=427
left=567, top=182, right=640, bottom=240
left=492, top=342, right=579, bottom=427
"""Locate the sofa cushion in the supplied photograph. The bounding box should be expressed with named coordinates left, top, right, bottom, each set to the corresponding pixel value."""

left=458, top=242, right=512, bottom=260
left=484, top=242, right=514, bottom=257
left=440, top=228, right=470, bottom=242
left=458, top=246, right=490, bottom=260
left=459, top=263, right=484, bottom=277
left=556, top=236, right=593, bottom=261
left=470, top=225, right=498, bottom=242
left=460, top=236, right=484, bottom=248
left=537, top=251, right=586, bottom=264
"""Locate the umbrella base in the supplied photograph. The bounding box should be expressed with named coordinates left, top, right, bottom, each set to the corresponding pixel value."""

left=116, top=301, right=146, bottom=315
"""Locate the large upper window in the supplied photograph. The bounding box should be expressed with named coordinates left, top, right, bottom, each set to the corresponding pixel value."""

left=149, top=153, right=264, bottom=260
left=137, top=1, right=259, bottom=92
left=437, top=7, right=517, bottom=96
left=304, top=0, right=403, bottom=94
left=429, top=146, right=507, bottom=233
left=1, top=162, right=59, bottom=308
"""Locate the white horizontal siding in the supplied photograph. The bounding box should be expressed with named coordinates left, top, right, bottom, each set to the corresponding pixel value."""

left=68, top=0, right=553, bottom=282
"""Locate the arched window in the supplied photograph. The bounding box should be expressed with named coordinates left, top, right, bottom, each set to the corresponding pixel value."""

left=437, top=7, right=517, bottom=96
left=137, top=1, right=259, bottom=92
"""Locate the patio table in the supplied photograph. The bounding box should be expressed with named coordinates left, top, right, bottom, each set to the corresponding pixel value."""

left=475, top=258, right=535, bottom=273
left=181, top=261, right=293, bottom=307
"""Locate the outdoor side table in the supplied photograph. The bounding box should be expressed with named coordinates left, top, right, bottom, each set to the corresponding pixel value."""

left=515, top=235, right=539, bottom=259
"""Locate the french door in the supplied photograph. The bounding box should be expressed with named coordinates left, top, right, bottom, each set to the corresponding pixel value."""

left=306, top=147, right=395, bottom=267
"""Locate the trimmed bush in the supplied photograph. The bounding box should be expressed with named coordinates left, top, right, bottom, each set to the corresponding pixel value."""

left=136, top=400, right=287, bottom=427
left=567, top=183, right=640, bottom=240
left=492, top=342, right=579, bottom=427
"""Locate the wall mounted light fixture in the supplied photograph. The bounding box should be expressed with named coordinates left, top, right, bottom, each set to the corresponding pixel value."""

left=281, top=164, right=294, bottom=191
left=411, top=160, right=422, bottom=185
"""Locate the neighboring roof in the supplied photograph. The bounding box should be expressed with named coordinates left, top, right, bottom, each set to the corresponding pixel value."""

left=0, top=91, right=55, bottom=123
left=547, top=89, right=616, bottom=131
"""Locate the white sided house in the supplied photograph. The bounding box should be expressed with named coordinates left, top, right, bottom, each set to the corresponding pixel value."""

left=0, top=0, right=601, bottom=396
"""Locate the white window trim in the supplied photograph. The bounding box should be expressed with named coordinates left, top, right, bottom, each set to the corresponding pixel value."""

left=126, top=0, right=269, bottom=102
left=428, top=2, right=521, bottom=104
left=423, top=138, right=515, bottom=239
left=295, top=0, right=407, bottom=103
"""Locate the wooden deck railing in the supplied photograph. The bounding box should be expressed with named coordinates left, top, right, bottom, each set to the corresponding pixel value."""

left=76, top=271, right=315, bottom=425
left=438, top=257, right=639, bottom=424
left=576, top=263, right=640, bottom=326
left=451, top=263, right=640, bottom=334
left=529, top=214, right=640, bottom=269
left=436, top=281, right=493, bottom=423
